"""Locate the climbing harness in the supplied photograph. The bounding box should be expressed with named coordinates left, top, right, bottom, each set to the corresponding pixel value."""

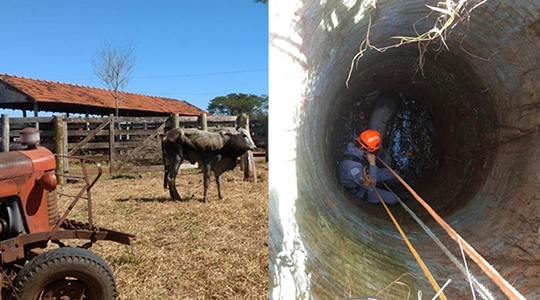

left=376, top=157, right=526, bottom=300
left=362, top=167, right=374, bottom=186
left=340, top=154, right=370, bottom=196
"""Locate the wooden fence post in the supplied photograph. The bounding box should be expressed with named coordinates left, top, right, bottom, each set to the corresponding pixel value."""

left=54, top=115, right=65, bottom=184
left=200, top=113, right=207, bottom=131
left=237, top=114, right=257, bottom=182
left=33, top=103, right=39, bottom=131
left=62, top=116, right=69, bottom=175
left=2, top=114, right=9, bottom=152
left=109, top=114, right=115, bottom=174
left=172, top=113, right=180, bottom=129
left=263, top=116, right=268, bottom=162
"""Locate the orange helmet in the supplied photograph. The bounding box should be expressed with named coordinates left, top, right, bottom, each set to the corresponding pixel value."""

left=356, top=129, right=381, bottom=153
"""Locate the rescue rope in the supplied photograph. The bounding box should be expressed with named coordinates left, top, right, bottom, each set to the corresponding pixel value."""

left=381, top=181, right=495, bottom=300
left=376, top=157, right=526, bottom=300
left=362, top=168, right=448, bottom=300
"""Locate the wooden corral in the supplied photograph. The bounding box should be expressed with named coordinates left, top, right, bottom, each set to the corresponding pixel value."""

left=0, top=114, right=267, bottom=176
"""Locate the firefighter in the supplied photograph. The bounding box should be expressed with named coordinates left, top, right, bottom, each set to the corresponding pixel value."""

left=338, top=129, right=399, bottom=205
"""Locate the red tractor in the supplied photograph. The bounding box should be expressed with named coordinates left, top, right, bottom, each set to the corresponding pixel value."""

left=0, top=128, right=134, bottom=299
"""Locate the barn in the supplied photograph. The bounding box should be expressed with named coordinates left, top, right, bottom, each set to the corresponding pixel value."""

left=0, top=74, right=206, bottom=117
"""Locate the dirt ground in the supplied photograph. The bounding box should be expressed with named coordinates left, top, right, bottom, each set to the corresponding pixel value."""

left=53, top=158, right=268, bottom=299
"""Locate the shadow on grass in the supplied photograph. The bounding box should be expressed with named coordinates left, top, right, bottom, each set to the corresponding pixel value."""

left=115, top=195, right=206, bottom=203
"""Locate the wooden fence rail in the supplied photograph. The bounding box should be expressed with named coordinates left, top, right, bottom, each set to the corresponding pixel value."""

left=1, top=113, right=267, bottom=176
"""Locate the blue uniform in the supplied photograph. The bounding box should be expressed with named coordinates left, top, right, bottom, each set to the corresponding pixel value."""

left=338, top=142, right=398, bottom=205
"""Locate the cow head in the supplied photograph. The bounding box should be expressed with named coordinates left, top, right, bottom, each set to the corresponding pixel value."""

left=235, top=128, right=257, bottom=151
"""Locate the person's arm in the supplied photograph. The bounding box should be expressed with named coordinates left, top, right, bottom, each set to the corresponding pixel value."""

left=365, top=153, right=378, bottom=187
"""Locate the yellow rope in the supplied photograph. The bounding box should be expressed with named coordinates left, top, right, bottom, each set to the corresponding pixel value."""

left=363, top=168, right=447, bottom=300
left=375, top=157, right=526, bottom=300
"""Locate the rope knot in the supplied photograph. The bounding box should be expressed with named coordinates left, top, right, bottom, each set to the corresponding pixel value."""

left=363, top=167, right=375, bottom=188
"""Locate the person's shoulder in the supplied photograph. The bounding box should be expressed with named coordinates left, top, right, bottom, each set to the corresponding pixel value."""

left=345, top=142, right=364, bottom=155
left=344, top=142, right=355, bottom=151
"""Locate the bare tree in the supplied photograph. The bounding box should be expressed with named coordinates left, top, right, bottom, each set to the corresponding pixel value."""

left=91, top=40, right=136, bottom=117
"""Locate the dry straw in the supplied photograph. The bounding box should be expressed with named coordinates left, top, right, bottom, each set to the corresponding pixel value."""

left=346, top=0, right=488, bottom=88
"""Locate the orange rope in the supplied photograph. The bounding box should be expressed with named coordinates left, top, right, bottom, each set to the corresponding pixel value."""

left=363, top=169, right=447, bottom=300
left=376, top=157, right=526, bottom=300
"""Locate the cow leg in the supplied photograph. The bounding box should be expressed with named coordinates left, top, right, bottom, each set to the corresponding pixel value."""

left=167, top=155, right=183, bottom=200
left=163, top=170, right=168, bottom=189
left=162, top=140, right=169, bottom=189
left=202, top=163, right=212, bottom=203
left=215, top=173, right=223, bottom=200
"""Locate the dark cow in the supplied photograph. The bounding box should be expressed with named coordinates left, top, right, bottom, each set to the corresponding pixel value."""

left=161, top=127, right=256, bottom=202
left=368, top=90, right=401, bottom=142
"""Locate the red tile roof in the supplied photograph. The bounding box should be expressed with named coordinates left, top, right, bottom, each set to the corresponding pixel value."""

left=0, top=74, right=206, bottom=116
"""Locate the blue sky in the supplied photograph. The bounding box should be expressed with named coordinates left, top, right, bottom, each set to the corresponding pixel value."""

left=1, top=0, right=268, bottom=116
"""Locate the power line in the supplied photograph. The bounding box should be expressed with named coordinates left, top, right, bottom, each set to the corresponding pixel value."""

left=52, top=68, right=267, bottom=81
left=134, top=68, right=267, bottom=79
left=131, top=91, right=268, bottom=98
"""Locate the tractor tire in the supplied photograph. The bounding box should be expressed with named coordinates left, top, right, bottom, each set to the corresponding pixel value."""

left=11, top=247, right=117, bottom=300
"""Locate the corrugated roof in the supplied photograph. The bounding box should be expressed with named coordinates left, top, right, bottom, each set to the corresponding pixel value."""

left=0, top=74, right=206, bottom=116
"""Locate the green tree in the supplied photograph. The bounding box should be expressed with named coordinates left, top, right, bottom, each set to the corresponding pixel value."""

left=254, top=0, right=267, bottom=3
left=207, top=93, right=268, bottom=119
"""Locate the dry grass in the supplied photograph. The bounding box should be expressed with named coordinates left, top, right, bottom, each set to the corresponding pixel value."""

left=56, top=158, right=268, bottom=299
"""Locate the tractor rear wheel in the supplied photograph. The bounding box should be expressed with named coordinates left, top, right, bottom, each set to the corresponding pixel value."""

left=11, top=247, right=117, bottom=300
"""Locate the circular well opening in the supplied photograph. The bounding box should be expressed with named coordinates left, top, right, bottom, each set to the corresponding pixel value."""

left=295, top=43, right=499, bottom=298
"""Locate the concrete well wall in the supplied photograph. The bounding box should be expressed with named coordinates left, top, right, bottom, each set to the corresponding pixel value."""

left=269, top=1, right=540, bottom=299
